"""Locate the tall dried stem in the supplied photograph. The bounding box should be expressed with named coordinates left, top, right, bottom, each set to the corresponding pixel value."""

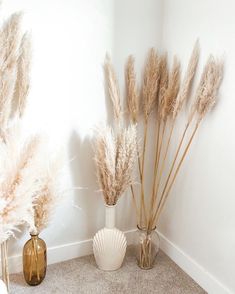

left=150, top=43, right=200, bottom=216
left=140, top=48, right=161, bottom=227
left=152, top=57, right=223, bottom=226
left=139, top=119, right=148, bottom=227
left=153, top=122, right=200, bottom=226
left=125, top=55, right=142, bottom=203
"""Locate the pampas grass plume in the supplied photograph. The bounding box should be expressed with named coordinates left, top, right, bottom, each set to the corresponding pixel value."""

left=143, top=48, right=160, bottom=120
left=104, top=55, right=122, bottom=122
left=94, top=125, right=137, bottom=205
left=0, top=13, right=22, bottom=131
left=173, top=41, right=200, bottom=119
left=14, top=33, right=32, bottom=118
left=126, top=55, right=139, bottom=123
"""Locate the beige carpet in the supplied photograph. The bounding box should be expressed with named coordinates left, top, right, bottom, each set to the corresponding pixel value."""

left=10, top=247, right=206, bottom=294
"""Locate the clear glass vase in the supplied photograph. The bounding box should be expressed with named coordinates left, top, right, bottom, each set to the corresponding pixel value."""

left=135, top=227, right=160, bottom=269
left=23, top=234, right=47, bottom=286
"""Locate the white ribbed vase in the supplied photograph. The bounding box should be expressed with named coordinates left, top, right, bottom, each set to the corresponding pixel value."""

left=93, top=204, right=127, bottom=271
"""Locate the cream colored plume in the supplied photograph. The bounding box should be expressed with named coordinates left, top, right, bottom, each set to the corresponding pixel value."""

left=161, top=56, right=181, bottom=120
left=0, top=13, right=22, bottom=131
left=158, top=53, right=169, bottom=116
left=94, top=125, right=137, bottom=205
left=0, top=125, right=42, bottom=243
left=104, top=55, right=122, bottom=123
left=125, top=55, right=139, bottom=123
left=173, top=41, right=200, bottom=119
left=190, top=55, right=223, bottom=122
left=14, top=33, right=32, bottom=118
left=143, top=48, right=160, bottom=120
left=31, top=151, right=64, bottom=235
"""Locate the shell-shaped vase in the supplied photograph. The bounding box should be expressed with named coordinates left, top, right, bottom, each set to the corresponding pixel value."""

left=93, top=227, right=127, bottom=271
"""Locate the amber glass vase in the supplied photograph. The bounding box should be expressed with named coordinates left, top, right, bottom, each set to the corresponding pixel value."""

left=23, top=234, right=47, bottom=286
left=134, top=227, right=160, bottom=270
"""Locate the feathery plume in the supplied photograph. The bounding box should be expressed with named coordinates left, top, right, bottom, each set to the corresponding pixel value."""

left=115, top=125, right=137, bottom=202
left=190, top=56, right=223, bottom=122
left=13, top=33, right=31, bottom=118
left=0, top=13, right=22, bottom=131
left=104, top=55, right=122, bottom=122
left=94, top=126, right=116, bottom=205
left=173, top=41, right=200, bottom=119
left=161, top=56, right=181, bottom=120
left=143, top=48, right=160, bottom=120
left=31, top=153, right=63, bottom=235
left=94, top=125, right=137, bottom=205
left=0, top=126, right=42, bottom=243
left=125, top=55, right=139, bottom=123
left=157, top=53, right=169, bottom=121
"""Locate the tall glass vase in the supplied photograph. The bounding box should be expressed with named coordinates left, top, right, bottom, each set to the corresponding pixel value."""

left=93, top=204, right=127, bottom=271
left=23, top=234, right=47, bottom=286
left=1, top=240, right=9, bottom=292
left=134, top=227, right=160, bottom=269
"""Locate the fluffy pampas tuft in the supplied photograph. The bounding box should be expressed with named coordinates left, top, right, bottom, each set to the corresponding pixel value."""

left=94, top=125, right=137, bottom=205
left=30, top=151, right=64, bottom=235
left=0, top=126, right=42, bottom=243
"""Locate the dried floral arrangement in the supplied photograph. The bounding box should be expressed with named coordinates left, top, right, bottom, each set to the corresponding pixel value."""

left=30, top=153, right=63, bottom=235
left=0, top=12, right=62, bottom=289
left=94, top=57, right=137, bottom=206
left=94, top=125, right=137, bottom=206
left=104, top=43, right=223, bottom=266
left=0, top=12, right=36, bottom=289
left=0, top=11, right=37, bottom=231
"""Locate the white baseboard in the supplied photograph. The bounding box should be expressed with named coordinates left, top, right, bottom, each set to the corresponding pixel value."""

left=157, top=230, right=233, bottom=294
left=6, top=229, right=136, bottom=275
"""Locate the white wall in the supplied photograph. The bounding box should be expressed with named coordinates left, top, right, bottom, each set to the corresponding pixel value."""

left=158, top=0, right=235, bottom=293
left=0, top=0, right=163, bottom=271
left=2, top=0, right=115, bottom=257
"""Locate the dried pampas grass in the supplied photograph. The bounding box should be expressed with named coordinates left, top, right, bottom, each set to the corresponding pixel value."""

left=14, top=33, right=31, bottom=118
left=126, top=55, right=139, bottom=123
left=161, top=56, right=181, bottom=120
left=158, top=54, right=169, bottom=116
left=0, top=13, right=22, bottom=132
left=0, top=11, right=34, bottom=290
left=0, top=11, right=35, bottom=241
left=94, top=125, right=137, bottom=205
left=106, top=42, right=224, bottom=231
left=104, top=55, right=122, bottom=123
left=31, top=153, right=63, bottom=235
left=173, top=41, right=199, bottom=119
left=151, top=48, right=223, bottom=228
left=143, top=48, right=160, bottom=121
left=192, top=55, right=223, bottom=122
left=0, top=126, right=42, bottom=243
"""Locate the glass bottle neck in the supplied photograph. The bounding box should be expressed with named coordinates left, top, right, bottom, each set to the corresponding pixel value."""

left=30, top=234, right=39, bottom=239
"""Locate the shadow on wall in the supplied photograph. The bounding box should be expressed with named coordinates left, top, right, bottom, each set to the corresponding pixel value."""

left=68, top=131, right=104, bottom=239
